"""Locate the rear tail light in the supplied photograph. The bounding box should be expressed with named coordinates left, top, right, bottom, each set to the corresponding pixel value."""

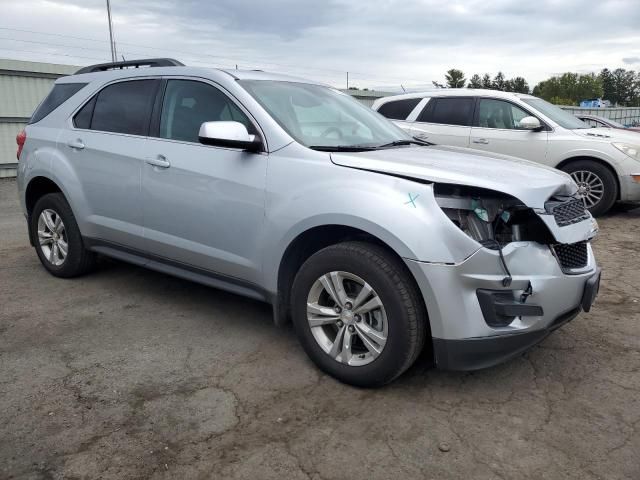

left=16, top=129, right=26, bottom=160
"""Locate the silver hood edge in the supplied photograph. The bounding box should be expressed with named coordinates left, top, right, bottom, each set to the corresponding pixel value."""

left=331, top=145, right=577, bottom=209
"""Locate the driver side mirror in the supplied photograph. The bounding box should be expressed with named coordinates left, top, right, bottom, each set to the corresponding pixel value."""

left=519, top=116, right=543, bottom=131
left=198, top=121, right=261, bottom=151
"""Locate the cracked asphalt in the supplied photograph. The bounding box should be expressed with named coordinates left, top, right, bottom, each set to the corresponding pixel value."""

left=1, top=177, right=639, bottom=479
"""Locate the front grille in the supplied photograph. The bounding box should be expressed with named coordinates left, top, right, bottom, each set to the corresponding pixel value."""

left=547, top=197, right=589, bottom=227
left=552, top=242, right=588, bottom=272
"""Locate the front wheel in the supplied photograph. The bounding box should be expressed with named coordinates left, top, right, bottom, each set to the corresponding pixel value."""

left=291, top=242, right=427, bottom=387
left=561, top=160, right=618, bottom=216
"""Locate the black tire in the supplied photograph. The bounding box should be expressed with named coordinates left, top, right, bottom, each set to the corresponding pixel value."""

left=31, top=193, right=96, bottom=278
left=291, top=241, right=427, bottom=387
left=560, top=160, right=617, bottom=216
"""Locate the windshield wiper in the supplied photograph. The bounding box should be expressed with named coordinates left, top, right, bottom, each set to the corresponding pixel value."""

left=377, top=138, right=432, bottom=148
left=309, top=138, right=432, bottom=152
left=308, top=145, right=378, bottom=152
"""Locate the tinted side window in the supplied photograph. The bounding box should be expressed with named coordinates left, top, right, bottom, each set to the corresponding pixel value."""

left=159, top=80, right=252, bottom=143
left=377, top=98, right=421, bottom=120
left=90, top=80, right=159, bottom=136
left=476, top=99, right=533, bottom=130
left=417, top=97, right=474, bottom=126
left=73, top=95, right=96, bottom=129
left=30, top=83, right=87, bottom=124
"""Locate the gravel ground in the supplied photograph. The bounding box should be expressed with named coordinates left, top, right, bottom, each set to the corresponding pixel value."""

left=1, top=177, right=639, bottom=480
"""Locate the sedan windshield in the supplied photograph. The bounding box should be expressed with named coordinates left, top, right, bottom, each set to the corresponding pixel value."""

left=521, top=97, right=589, bottom=130
left=239, top=80, right=412, bottom=150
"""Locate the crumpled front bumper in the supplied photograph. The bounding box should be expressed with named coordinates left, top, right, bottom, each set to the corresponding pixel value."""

left=405, top=240, right=599, bottom=371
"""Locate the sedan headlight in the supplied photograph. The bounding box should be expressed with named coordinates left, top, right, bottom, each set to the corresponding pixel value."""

left=612, top=142, right=640, bottom=161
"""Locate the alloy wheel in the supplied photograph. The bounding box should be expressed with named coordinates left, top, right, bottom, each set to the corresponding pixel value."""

left=571, top=170, right=604, bottom=209
left=306, top=271, right=388, bottom=366
left=37, top=209, right=68, bottom=266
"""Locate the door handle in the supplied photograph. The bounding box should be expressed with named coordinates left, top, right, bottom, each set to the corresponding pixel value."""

left=146, top=155, right=171, bottom=169
left=67, top=139, right=85, bottom=150
left=472, top=138, right=489, bottom=145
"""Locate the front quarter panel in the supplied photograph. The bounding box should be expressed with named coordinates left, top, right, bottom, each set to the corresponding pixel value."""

left=261, top=143, right=481, bottom=293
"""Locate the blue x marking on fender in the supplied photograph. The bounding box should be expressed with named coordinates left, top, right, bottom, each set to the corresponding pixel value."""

left=405, top=193, right=419, bottom=208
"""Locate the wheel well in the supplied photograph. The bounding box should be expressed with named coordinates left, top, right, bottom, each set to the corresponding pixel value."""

left=275, top=225, right=430, bottom=334
left=25, top=177, right=63, bottom=216
left=556, top=156, right=620, bottom=200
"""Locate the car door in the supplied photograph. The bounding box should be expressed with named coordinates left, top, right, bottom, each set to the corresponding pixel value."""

left=408, top=96, right=474, bottom=147
left=469, top=98, right=548, bottom=162
left=59, top=78, right=160, bottom=249
left=142, top=78, right=267, bottom=284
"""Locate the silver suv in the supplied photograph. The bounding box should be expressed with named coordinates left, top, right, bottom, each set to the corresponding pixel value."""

left=16, top=59, right=601, bottom=387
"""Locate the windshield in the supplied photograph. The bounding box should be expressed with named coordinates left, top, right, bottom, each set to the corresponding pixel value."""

left=521, top=97, right=589, bottom=129
left=239, top=80, right=411, bottom=149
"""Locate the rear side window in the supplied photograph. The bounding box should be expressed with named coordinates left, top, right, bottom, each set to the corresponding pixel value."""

left=417, top=97, right=474, bottom=126
left=77, top=79, right=159, bottom=135
left=73, top=95, right=96, bottom=129
left=377, top=98, right=421, bottom=120
left=30, top=83, right=87, bottom=124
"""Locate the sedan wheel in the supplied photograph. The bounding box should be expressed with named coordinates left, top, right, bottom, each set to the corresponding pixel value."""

left=37, top=208, right=68, bottom=266
left=561, top=160, right=617, bottom=216
left=570, top=170, right=604, bottom=209
left=307, top=271, right=388, bottom=366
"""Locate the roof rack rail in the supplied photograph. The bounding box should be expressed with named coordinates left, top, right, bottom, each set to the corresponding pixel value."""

left=75, top=58, right=184, bottom=75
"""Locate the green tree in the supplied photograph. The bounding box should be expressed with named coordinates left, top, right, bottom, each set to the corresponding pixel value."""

left=445, top=69, right=466, bottom=88
left=492, top=72, right=506, bottom=91
left=481, top=74, right=493, bottom=89
left=468, top=74, right=483, bottom=88
left=532, top=72, right=602, bottom=105
left=612, top=68, right=636, bottom=105
left=599, top=68, right=615, bottom=102
left=510, top=77, right=530, bottom=94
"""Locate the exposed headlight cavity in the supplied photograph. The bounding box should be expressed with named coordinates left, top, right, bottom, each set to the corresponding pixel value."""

left=434, top=184, right=554, bottom=248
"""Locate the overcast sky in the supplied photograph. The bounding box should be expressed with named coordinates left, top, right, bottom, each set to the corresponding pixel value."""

left=1, top=0, right=639, bottom=91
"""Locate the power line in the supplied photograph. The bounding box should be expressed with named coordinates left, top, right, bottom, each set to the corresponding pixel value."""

left=0, top=25, right=431, bottom=86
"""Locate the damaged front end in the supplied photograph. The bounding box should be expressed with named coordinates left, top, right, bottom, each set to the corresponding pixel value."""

left=405, top=182, right=601, bottom=370
left=433, top=183, right=597, bottom=278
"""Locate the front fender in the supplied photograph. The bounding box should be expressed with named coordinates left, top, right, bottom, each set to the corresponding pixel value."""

left=260, top=153, right=480, bottom=293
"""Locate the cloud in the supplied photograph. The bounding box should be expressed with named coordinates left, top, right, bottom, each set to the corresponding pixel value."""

left=0, top=0, right=639, bottom=89
left=623, top=56, right=640, bottom=65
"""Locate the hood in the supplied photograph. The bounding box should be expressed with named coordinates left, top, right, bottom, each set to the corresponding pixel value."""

left=573, top=127, right=640, bottom=142
left=330, top=145, right=577, bottom=209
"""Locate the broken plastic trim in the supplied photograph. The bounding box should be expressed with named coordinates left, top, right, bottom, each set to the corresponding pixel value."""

left=434, top=184, right=556, bottom=286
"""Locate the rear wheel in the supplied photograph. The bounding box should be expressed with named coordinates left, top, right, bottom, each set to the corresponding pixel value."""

left=291, top=241, right=427, bottom=387
left=561, top=160, right=617, bottom=216
left=31, top=193, right=96, bottom=277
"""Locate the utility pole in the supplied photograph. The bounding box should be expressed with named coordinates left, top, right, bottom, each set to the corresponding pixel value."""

left=106, top=0, right=117, bottom=61
left=346, top=72, right=349, bottom=90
